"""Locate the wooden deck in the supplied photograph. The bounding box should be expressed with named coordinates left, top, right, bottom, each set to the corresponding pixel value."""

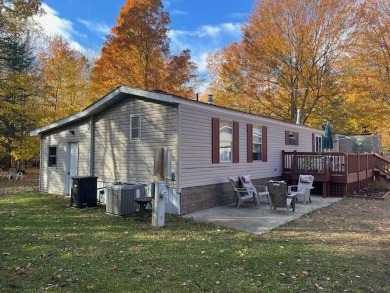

left=281, top=151, right=386, bottom=197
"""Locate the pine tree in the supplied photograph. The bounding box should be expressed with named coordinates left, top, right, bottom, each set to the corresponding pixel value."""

left=0, top=0, right=43, bottom=166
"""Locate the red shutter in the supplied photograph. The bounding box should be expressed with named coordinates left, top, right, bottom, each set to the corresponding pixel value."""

left=233, top=121, right=239, bottom=163
left=247, top=124, right=253, bottom=162
left=285, top=131, right=289, bottom=145
left=212, top=118, right=219, bottom=163
left=262, top=126, right=268, bottom=162
left=312, top=133, right=316, bottom=151
left=295, top=132, right=299, bottom=146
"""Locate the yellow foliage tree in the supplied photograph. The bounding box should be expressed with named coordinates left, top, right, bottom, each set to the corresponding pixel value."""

left=338, top=0, right=390, bottom=152
left=209, top=0, right=358, bottom=125
left=36, top=35, right=91, bottom=125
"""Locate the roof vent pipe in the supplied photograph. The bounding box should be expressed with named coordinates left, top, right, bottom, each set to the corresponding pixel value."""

left=208, top=94, right=214, bottom=105
left=296, top=109, right=301, bottom=125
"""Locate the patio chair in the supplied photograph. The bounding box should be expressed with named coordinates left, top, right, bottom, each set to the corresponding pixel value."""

left=228, top=177, right=258, bottom=208
left=239, top=175, right=270, bottom=204
left=7, top=168, right=17, bottom=180
left=287, top=175, right=314, bottom=205
left=266, top=181, right=297, bottom=212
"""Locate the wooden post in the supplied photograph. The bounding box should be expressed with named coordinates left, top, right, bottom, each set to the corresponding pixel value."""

left=292, top=150, right=297, bottom=178
left=357, top=153, right=360, bottom=191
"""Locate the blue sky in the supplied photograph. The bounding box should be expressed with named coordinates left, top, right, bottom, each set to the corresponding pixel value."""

left=36, top=0, right=255, bottom=86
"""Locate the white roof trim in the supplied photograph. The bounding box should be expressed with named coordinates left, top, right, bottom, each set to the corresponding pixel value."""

left=30, top=87, right=176, bottom=136
left=30, top=86, right=322, bottom=136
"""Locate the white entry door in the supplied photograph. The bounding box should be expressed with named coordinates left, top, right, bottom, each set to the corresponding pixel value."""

left=66, top=142, right=78, bottom=195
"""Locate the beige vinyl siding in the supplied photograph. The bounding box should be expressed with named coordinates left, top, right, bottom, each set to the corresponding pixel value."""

left=179, top=104, right=321, bottom=188
left=93, top=98, right=178, bottom=184
left=39, top=120, right=91, bottom=194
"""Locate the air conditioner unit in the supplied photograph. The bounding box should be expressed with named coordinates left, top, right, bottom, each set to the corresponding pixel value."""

left=106, top=184, right=145, bottom=216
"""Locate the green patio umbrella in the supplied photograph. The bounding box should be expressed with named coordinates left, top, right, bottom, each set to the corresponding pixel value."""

left=322, top=122, right=333, bottom=151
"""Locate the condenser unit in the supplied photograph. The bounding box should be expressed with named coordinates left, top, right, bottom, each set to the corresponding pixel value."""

left=106, top=183, right=145, bottom=216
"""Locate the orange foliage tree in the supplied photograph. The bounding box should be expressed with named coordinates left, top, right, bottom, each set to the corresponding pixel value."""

left=91, top=0, right=197, bottom=99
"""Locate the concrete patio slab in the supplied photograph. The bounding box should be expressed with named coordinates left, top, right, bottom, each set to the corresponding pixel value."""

left=183, top=195, right=343, bottom=235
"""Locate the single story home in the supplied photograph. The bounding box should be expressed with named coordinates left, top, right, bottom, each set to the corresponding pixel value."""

left=31, top=86, right=324, bottom=215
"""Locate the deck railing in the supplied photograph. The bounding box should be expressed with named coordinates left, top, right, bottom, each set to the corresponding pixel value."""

left=282, top=151, right=374, bottom=176
left=373, top=153, right=390, bottom=176
left=282, top=151, right=380, bottom=197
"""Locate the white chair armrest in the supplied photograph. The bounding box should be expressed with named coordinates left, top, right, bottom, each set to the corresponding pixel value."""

left=288, top=185, right=298, bottom=193
left=235, top=187, right=250, bottom=192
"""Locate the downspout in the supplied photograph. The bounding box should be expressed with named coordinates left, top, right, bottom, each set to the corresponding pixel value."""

left=39, top=134, right=43, bottom=192
left=89, top=115, right=95, bottom=176
left=176, top=104, right=181, bottom=214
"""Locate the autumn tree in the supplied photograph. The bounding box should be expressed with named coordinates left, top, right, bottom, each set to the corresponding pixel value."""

left=208, top=42, right=259, bottom=113
left=36, top=35, right=91, bottom=124
left=354, top=0, right=390, bottom=103
left=0, top=0, right=43, bottom=166
left=91, top=0, right=197, bottom=99
left=339, top=0, right=390, bottom=152
left=208, top=0, right=358, bottom=125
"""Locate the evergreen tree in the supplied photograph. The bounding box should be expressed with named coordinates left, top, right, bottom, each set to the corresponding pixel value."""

left=0, top=0, right=42, bottom=166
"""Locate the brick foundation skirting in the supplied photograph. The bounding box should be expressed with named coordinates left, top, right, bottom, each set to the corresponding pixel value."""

left=180, top=176, right=280, bottom=215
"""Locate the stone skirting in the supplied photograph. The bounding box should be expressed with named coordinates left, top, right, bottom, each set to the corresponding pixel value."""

left=180, top=176, right=280, bottom=215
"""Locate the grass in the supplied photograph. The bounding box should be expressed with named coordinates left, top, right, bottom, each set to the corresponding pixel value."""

left=0, top=176, right=389, bottom=292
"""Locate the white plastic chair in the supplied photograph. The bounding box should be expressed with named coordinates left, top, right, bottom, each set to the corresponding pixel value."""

left=7, top=168, right=17, bottom=180
left=288, top=175, right=314, bottom=204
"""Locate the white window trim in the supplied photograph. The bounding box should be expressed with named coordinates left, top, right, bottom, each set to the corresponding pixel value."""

left=315, top=135, right=322, bottom=152
left=220, top=120, right=232, bottom=163
left=253, top=126, right=262, bottom=161
left=130, top=114, right=141, bottom=141
left=48, top=146, right=57, bottom=167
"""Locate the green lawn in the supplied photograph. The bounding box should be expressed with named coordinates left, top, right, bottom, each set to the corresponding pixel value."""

left=0, top=191, right=389, bottom=292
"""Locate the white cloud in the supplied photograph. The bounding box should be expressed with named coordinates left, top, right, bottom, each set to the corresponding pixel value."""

left=169, top=22, right=242, bottom=39
left=168, top=22, right=243, bottom=77
left=220, top=23, right=242, bottom=36
left=34, top=3, right=86, bottom=52
left=198, top=25, right=222, bottom=38
left=229, top=12, right=248, bottom=20
left=77, top=18, right=111, bottom=37
left=35, top=4, right=75, bottom=40
left=170, top=10, right=188, bottom=16
left=194, top=51, right=211, bottom=74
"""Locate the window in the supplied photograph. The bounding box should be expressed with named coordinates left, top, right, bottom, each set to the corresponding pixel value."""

left=247, top=124, right=267, bottom=162
left=285, top=131, right=299, bottom=146
left=253, top=126, right=262, bottom=161
left=219, top=120, right=232, bottom=162
left=288, top=131, right=295, bottom=145
left=130, top=114, right=141, bottom=140
left=315, top=135, right=322, bottom=152
left=48, top=146, right=57, bottom=167
left=212, top=118, right=238, bottom=164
